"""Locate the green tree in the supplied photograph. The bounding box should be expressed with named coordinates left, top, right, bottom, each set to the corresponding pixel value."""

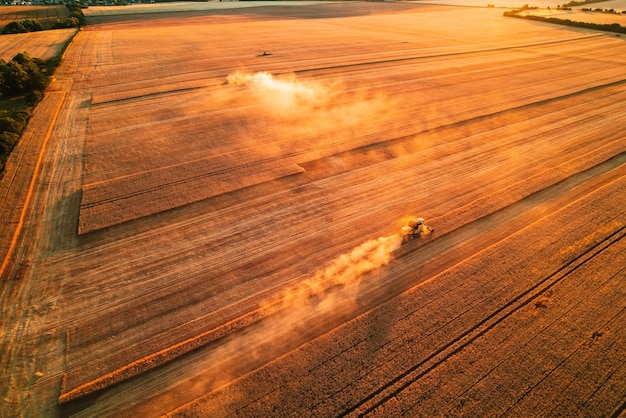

left=2, top=21, right=27, bottom=34
left=22, top=19, right=43, bottom=32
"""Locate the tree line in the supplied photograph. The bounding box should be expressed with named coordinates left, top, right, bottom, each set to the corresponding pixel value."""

left=2, top=2, right=86, bottom=33
left=0, top=2, right=85, bottom=175
left=0, top=53, right=50, bottom=174
left=503, top=9, right=626, bottom=34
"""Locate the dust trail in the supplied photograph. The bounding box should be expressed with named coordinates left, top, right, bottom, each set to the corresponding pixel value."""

left=166, top=234, right=405, bottom=414
left=264, top=234, right=404, bottom=316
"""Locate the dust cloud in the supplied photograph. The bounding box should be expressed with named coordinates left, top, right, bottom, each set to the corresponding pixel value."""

left=264, top=233, right=403, bottom=316
left=225, top=70, right=392, bottom=137
left=227, top=71, right=330, bottom=117
left=172, top=76, right=401, bottom=410
left=182, top=234, right=404, bottom=408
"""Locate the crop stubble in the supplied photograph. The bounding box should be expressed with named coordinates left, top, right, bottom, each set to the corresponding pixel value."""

left=2, top=3, right=624, bottom=416
left=183, top=175, right=625, bottom=417
left=0, top=28, right=77, bottom=62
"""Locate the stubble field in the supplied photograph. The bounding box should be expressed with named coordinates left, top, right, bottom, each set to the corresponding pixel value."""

left=0, top=2, right=624, bottom=417
left=0, top=28, right=76, bottom=61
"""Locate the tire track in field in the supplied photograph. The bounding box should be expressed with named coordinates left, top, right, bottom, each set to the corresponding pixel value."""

left=342, top=212, right=626, bottom=415
left=610, top=399, right=626, bottom=418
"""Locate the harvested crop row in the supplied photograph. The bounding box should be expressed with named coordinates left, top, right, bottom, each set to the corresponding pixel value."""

left=79, top=160, right=304, bottom=233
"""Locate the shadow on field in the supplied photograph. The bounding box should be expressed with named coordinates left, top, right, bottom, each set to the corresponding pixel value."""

left=46, top=189, right=82, bottom=255
left=356, top=253, right=425, bottom=357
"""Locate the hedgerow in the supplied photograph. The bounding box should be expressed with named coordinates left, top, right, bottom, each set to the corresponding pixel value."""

left=503, top=10, right=626, bottom=33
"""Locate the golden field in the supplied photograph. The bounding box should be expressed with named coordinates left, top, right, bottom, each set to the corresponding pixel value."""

left=0, top=2, right=624, bottom=416
left=0, top=28, right=76, bottom=61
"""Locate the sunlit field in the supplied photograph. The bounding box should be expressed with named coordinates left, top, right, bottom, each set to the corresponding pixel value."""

left=0, top=5, right=75, bottom=60
left=1, top=2, right=625, bottom=417
left=0, top=28, right=76, bottom=61
left=0, top=5, right=68, bottom=30
left=82, top=0, right=327, bottom=16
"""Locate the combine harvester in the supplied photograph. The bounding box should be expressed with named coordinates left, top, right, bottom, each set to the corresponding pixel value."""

left=400, top=217, right=434, bottom=243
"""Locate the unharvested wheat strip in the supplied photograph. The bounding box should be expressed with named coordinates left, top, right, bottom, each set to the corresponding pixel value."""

left=81, top=149, right=285, bottom=205
left=387, top=216, right=623, bottom=414
left=79, top=160, right=304, bottom=233
left=372, top=225, right=626, bottom=417
left=445, top=243, right=626, bottom=417
left=505, top=288, right=626, bottom=416
left=59, top=308, right=264, bottom=404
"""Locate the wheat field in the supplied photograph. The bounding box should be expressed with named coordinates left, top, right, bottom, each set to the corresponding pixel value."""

left=0, top=2, right=624, bottom=416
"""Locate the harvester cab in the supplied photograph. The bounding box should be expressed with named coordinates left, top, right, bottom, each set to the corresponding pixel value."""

left=400, top=217, right=434, bottom=243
